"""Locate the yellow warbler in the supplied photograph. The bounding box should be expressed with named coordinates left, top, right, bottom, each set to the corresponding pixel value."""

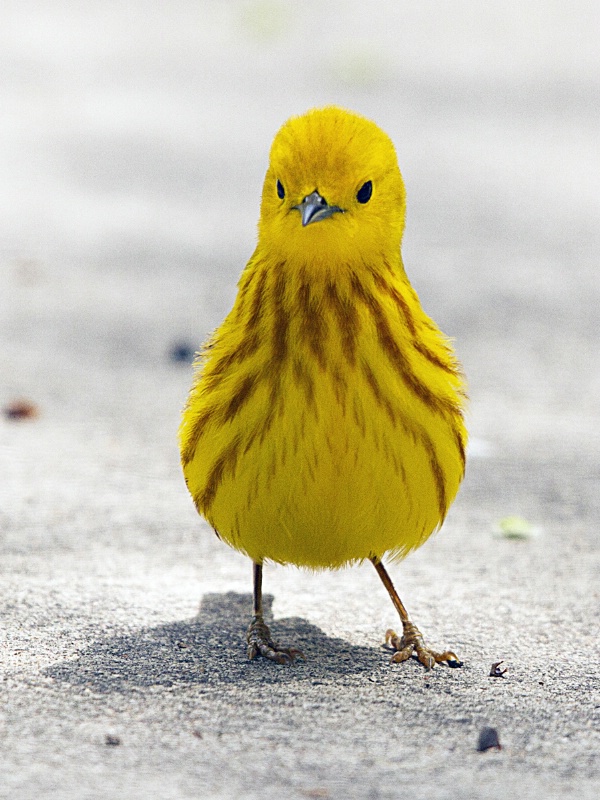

left=179, top=106, right=467, bottom=669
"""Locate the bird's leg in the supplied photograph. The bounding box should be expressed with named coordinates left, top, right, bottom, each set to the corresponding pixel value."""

left=246, top=561, right=304, bottom=664
left=371, top=557, right=462, bottom=670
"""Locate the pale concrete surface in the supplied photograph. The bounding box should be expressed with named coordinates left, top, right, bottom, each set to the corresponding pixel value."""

left=1, top=3, right=599, bottom=799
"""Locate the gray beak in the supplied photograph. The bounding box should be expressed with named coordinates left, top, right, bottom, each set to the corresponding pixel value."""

left=294, top=190, right=344, bottom=227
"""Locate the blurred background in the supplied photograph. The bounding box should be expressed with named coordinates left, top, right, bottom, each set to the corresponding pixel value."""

left=1, top=0, right=599, bottom=543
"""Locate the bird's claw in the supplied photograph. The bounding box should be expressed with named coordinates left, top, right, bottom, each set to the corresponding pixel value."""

left=385, top=626, right=462, bottom=670
left=247, top=615, right=304, bottom=665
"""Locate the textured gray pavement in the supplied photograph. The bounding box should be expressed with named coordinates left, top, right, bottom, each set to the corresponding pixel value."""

left=1, top=3, right=599, bottom=798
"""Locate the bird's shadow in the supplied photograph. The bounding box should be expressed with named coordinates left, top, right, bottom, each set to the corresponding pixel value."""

left=45, top=593, right=384, bottom=694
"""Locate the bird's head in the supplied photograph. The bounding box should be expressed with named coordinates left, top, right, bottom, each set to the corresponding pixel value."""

left=258, top=106, right=407, bottom=269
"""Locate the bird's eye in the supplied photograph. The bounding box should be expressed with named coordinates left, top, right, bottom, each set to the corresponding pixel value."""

left=356, top=180, right=372, bottom=204
left=277, top=179, right=285, bottom=199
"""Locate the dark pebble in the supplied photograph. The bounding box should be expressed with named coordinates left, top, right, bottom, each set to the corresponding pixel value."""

left=3, top=399, right=39, bottom=420
left=489, top=660, right=508, bottom=677
left=169, top=342, right=196, bottom=363
left=477, top=726, right=501, bottom=752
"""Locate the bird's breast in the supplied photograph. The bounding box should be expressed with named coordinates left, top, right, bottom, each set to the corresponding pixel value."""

left=179, top=261, right=466, bottom=567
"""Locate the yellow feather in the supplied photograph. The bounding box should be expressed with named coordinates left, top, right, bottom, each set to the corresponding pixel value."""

left=179, top=106, right=467, bottom=571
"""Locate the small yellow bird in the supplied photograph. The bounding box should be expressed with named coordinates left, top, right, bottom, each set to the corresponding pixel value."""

left=180, top=106, right=467, bottom=669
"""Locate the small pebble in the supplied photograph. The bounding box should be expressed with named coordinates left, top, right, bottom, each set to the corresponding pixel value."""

left=3, top=399, right=39, bottom=420
left=489, top=660, right=508, bottom=678
left=498, top=516, right=534, bottom=539
left=477, top=726, right=501, bottom=752
left=169, top=341, right=196, bottom=363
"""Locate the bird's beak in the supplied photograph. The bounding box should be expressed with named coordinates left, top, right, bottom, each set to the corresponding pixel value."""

left=293, top=191, right=344, bottom=227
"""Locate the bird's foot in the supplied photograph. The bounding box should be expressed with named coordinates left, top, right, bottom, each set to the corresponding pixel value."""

left=247, top=615, right=304, bottom=665
left=385, top=623, right=463, bottom=670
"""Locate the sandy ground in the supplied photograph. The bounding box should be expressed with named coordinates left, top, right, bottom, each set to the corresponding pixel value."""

left=1, top=3, right=599, bottom=798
